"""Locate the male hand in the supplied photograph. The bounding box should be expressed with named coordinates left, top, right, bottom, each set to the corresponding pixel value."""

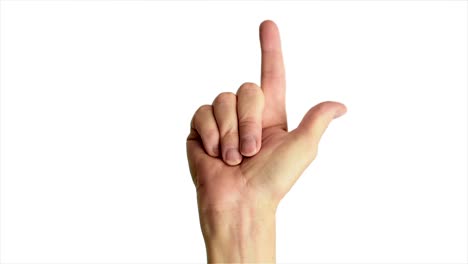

left=186, top=20, right=346, bottom=263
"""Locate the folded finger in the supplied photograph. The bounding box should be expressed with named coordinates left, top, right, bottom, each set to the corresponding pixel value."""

left=213, top=92, right=242, bottom=166
left=191, top=105, right=220, bottom=157
left=236, top=82, right=264, bottom=156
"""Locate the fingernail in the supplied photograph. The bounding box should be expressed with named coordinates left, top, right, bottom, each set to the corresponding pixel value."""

left=225, top=148, right=242, bottom=165
left=241, top=136, right=257, bottom=156
left=333, top=108, right=346, bottom=119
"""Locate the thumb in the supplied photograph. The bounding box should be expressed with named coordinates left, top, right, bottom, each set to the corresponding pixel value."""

left=255, top=101, right=346, bottom=200
left=293, top=101, right=347, bottom=155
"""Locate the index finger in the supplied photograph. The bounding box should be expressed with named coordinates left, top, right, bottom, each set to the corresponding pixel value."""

left=260, top=20, right=287, bottom=130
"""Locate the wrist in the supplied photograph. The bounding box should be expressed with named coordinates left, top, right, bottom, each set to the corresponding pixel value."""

left=199, top=206, right=276, bottom=263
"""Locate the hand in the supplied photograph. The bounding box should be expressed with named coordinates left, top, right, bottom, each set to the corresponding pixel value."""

left=186, top=20, right=346, bottom=263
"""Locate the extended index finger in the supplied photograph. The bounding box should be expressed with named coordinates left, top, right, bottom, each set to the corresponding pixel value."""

left=260, top=20, right=287, bottom=130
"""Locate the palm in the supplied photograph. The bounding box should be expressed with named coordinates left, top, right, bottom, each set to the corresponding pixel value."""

left=193, top=127, right=290, bottom=211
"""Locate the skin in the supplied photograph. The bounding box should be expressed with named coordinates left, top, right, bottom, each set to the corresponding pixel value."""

left=186, top=20, right=347, bottom=263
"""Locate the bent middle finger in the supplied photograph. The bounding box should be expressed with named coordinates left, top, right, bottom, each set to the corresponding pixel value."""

left=213, top=92, right=242, bottom=166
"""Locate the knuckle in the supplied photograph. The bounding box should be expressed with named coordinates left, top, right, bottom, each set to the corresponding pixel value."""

left=238, top=107, right=261, bottom=123
left=240, top=82, right=258, bottom=89
left=222, top=129, right=239, bottom=141
left=218, top=119, right=239, bottom=135
left=192, top=105, right=214, bottom=131
left=238, top=82, right=260, bottom=95
left=238, top=120, right=260, bottom=139
left=195, top=104, right=212, bottom=118
left=238, top=119, right=258, bottom=130
left=214, top=92, right=236, bottom=105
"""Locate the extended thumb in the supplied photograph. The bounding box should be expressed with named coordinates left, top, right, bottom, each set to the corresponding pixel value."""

left=294, top=101, right=347, bottom=146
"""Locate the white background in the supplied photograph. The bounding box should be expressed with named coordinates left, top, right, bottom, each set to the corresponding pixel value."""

left=1, top=1, right=467, bottom=263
